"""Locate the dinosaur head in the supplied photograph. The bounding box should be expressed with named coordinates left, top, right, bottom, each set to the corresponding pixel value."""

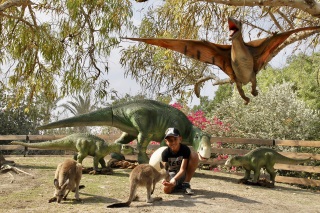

left=191, top=127, right=211, bottom=161
left=228, top=17, right=242, bottom=41
left=225, top=156, right=242, bottom=167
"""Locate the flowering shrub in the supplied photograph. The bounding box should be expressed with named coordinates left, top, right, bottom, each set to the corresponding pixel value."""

left=213, top=82, right=320, bottom=140
left=171, top=103, right=230, bottom=137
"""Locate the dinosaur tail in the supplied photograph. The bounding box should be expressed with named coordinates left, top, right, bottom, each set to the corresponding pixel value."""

left=10, top=140, right=77, bottom=151
left=107, top=202, right=131, bottom=208
left=275, top=152, right=311, bottom=164
left=37, top=107, right=113, bottom=130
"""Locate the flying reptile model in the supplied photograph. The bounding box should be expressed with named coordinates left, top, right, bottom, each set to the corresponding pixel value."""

left=123, top=17, right=320, bottom=104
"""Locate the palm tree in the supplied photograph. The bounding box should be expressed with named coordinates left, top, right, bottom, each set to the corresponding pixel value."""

left=59, top=94, right=98, bottom=132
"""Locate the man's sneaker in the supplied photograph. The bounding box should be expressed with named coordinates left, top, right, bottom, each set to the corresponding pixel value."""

left=182, top=182, right=194, bottom=195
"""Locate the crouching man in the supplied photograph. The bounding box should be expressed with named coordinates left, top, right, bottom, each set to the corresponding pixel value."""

left=161, top=127, right=199, bottom=195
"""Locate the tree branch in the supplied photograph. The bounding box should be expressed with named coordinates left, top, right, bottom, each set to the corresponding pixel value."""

left=196, top=0, right=320, bottom=18
left=0, top=0, right=34, bottom=12
left=194, top=75, right=232, bottom=97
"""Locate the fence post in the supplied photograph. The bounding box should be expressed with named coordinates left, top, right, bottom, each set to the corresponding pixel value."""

left=24, top=135, right=30, bottom=157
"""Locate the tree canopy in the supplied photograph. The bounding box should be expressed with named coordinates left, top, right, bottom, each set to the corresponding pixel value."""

left=258, top=52, right=320, bottom=110
left=0, top=0, right=319, bottom=107
left=0, top=0, right=134, bottom=107
left=211, top=82, right=320, bottom=140
left=121, top=0, right=320, bottom=100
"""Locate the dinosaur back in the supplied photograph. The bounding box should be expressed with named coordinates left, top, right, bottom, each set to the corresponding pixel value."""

left=37, top=107, right=113, bottom=130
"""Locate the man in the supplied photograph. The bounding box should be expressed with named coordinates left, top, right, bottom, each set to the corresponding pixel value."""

left=161, top=127, right=199, bottom=195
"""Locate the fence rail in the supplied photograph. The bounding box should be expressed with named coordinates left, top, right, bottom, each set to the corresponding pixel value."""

left=1, top=134, right=319, bottom=187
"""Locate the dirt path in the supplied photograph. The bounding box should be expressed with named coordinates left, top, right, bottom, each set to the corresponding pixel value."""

left=0, top=156, right=319, bottom=213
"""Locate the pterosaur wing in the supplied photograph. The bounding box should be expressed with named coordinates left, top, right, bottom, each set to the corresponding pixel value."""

left=247, top=26, right=320, bottom=73
left=124, top=37, right=234, bottom=78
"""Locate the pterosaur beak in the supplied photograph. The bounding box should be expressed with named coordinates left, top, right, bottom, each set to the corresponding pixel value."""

left=228, top=17, right=240, bottom=40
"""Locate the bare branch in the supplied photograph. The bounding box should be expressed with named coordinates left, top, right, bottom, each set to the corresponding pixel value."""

left=276, top=8, right=295, bottom=29
left=0, top=12, right=34, bottom=28
left=0, top=0, right=34, bottom=12
left=196, top=0, right=320, bottom=18
left=194, top=75, right=232, bottom=97
left=268, top=10, right=284, bottom=31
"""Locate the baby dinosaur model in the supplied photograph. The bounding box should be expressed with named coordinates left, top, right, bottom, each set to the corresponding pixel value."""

left=37, top=99, right=211, bottom=164
left=225, top=147, right=311, bottom=186
left=124, top=17, right=320, bottom=104
left=11, top=133, right=121, bottom=174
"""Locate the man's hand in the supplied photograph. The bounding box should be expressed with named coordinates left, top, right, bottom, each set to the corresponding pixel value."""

left=162, top=179, right=175, bottom=187
left=169, top=178, right=176, bottom=186
left=162, top=179, right=175, bottom=194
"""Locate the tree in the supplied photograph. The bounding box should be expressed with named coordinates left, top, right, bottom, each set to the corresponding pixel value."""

left=1, top=0, right=320, bottom=107
left=122, top=0, right=320, bottom=101
left=211, top=82, right=320, bottom=140
left=59, top=94, right=98, bottom=116
left=0, top=0, right=134, bottom=106
left=257, top=52, right=320, bottom=110
left=197, top=0, right=320, bottom=18
left=52, top=94, right=99, bottom=133
left=0, top=89, right=55, bottom=137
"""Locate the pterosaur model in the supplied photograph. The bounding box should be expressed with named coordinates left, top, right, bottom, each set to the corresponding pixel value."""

left=124, top=18, right=320, bottom=104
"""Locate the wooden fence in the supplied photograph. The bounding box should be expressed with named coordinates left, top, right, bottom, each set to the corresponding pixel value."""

left=1, top=134, right=319, bottom=187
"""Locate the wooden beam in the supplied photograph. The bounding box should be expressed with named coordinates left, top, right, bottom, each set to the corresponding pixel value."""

left=0, top=145, right=24, bottom=150
left=275, top=139, right=320, bottom=147
left=0, top=135, right=27, bottom=140
left=275, top=176, right=320, bottom=186
left=211, top=148, right=249, bottom=155
left=275, top=164, right=320, bottom=173
left=279, top=152, right=320, bottom=161
left=211, top=137, right=274, bottom=145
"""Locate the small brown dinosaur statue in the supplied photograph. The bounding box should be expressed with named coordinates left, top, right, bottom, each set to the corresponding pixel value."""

left=123, top=18, right=320, bottom=104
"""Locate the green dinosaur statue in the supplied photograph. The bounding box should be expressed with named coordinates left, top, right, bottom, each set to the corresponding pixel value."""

left=225, top=147, right=311, bottom=186
left=11, top=133, right=122, bottom=174
left=37, top=99, right=212, bottom=164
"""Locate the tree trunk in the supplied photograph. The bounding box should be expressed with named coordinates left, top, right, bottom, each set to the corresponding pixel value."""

left=0, top=153, right=14, bottom=167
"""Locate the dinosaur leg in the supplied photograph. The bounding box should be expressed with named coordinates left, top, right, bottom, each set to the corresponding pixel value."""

left=265, top=165, right=276, bottom=186
left=92, top=156, right=100, bottom=171
left=112, top=133, right=137, bottom=160
left=98, top=157, right=107, bottom=168
left=115, top=132, right=137, bottom=144
left=76, top=153, right=88, bottom=166
left=235, top=81, right=250, bottom=105
left=243, top=169, right=251, bottom=180
left=250, top=75, right=258, bottom=96
left=239, top=169, right=251, bottom=183
left=252, top=168, right=261, bottom=183
left=136, top=133, right=151, bottom=164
